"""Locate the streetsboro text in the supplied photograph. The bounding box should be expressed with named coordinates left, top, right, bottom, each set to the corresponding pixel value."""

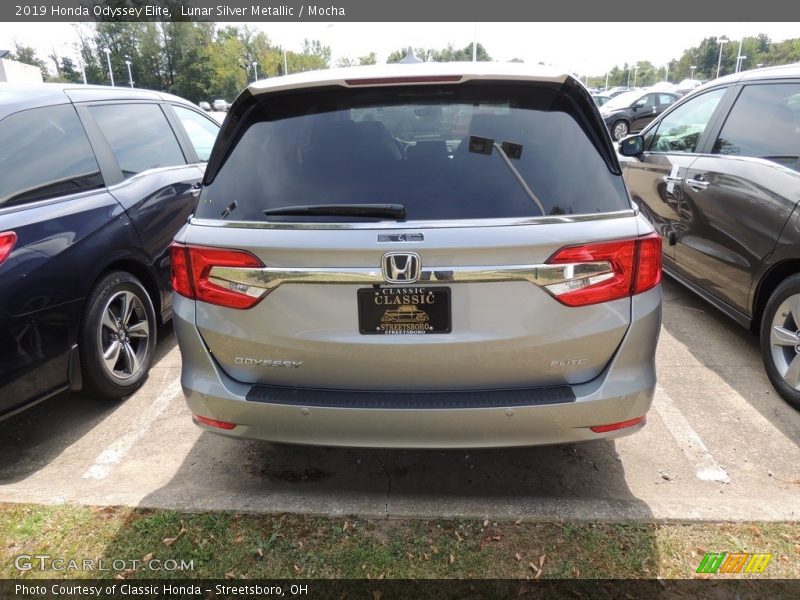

left=181, top=5, right=346, bottom=17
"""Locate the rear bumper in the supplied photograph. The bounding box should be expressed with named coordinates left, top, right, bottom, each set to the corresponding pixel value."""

left=174, top=286, right=660, bottom=448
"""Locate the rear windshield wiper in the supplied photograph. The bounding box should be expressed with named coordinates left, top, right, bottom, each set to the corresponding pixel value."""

left=263, top=203, right=407, bottom=220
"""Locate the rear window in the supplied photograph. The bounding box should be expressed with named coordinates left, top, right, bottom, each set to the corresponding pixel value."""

left=197, top=83, right=629, bottom=222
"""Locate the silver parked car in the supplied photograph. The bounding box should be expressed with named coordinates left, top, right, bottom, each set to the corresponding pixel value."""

left=171, top=63, right=662, bottom=448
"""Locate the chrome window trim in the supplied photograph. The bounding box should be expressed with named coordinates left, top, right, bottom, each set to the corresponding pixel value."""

left=189, top=209, right=635, bottom=230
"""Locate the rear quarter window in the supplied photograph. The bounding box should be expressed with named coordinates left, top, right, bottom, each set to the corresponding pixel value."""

left=0, top=104, right=104, bottom=207
left=198, top=83, right=629, bottom=222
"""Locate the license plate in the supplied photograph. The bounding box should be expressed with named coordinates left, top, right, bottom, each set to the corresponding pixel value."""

left=358, top=287, right=451, bottom=335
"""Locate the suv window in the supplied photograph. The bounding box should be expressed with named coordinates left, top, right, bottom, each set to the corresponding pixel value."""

left=713, top=83, right=800, bottom=170
left=658, top=94, right=676, bottom=106
left=88, top=103, right=185, bottom=177
left=198, top=84, right=629, bottom=221
left=172, top=105, right=219, bottom=162
left=0, top=104, right=103, bottom=207
left=646, top=88, right=727, bottom=153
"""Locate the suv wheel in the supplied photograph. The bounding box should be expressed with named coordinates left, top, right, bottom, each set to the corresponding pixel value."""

left=79, top=271, right=156, bottom=400
left=611, top=120, right=629, bottom=141
left=760, top=274, right=800, bottom=410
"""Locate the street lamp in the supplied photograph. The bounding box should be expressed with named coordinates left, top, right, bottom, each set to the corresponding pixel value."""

left=716, top=36, right=729, bottom=79
left=283, top=49, right=288, bottom=75
left=124, top=58, right=133, bottom=88
left=736, top=55, right=746, bottom=73
left=252, top=61, right=258, bottom=81
left=690, top=65, right=697, bottom=79
left=103, top=47, right=114, bottom=86
left=632, top=64, right=640, bottom=87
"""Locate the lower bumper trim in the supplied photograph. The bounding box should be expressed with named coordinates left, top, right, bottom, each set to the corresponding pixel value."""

left=245, top=384, right=576, bottom=409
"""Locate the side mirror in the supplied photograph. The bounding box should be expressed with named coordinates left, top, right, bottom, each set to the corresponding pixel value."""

left=619, top=134, right=644, bottom=157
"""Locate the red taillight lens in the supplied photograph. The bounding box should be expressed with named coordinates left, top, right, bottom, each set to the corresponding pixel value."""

left=590, top=415, right=646, bottom=433
left=170, top=243, right=264, bottom=309
left=0, top=231, right=17, bottom=266
left=633, top=233, right=662, bottom=294
left=193, top=414, right=237, bottom=430
left=170, top=243, right=193, bottom=298
left=546, top=233, right=662, bottom=307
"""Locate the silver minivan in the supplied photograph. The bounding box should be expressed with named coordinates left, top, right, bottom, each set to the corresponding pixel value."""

left=171, top=63, right=662, bottom=448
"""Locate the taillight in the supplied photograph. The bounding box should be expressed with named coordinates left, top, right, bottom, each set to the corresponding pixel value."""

left=633, top=233, right=662, bottom=294
left=169, top=243, right=265, bottom=309
left=545, top=232, right=662, bottom=307
left=0, top=231, right=17, bottom=266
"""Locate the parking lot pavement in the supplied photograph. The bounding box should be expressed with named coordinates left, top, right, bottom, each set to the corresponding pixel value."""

left=0, top=278, right=798, bottom=522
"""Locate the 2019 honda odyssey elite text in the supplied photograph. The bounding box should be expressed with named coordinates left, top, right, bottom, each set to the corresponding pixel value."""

left=170, top=64, right=663, bottom=448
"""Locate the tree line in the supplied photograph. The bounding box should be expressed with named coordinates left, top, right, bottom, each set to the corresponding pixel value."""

left=589, top=34, right=800, bottom=89
left=7, top=23, right=799, bottom=102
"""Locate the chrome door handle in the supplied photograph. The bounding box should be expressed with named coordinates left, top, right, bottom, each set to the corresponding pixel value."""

left=686, top=178, right=710, bottom=191
left=662, top=175, right=683, bottom=184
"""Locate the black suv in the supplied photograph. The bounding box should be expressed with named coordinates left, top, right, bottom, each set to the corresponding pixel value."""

left=618, top=64, right=800, bottom=410
left=600, top=89, right=680, bottom=141
left=0, top=84, right=219, bottom=419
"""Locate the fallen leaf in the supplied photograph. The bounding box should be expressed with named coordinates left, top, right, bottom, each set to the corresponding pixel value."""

left=343, top=520, right=351, bottom=532
left=233, top=534, right=245, bottom=544
left=539, top=554, right=547, bottom=568
left=225, top=571, right=236, bottom=579
left=573, top=567, right=581, bottom=577
left=483, top=519, right=490, bottom=527
left=449, top=553, right=455, bottom=564
left=514, top=517, right=523, bottom=525
left=142, top=553, right=154, bottom=563
left=492, top=535, right=502, bottom=541
left=455, top=530, right=463, bottom=542
left=423, top=553, right=431, bottom=561
left=431, top=545, right=439, bottom=554
left=794, top=544, right=800, bottom=554
left=256, top=547, right=264, bottom=558
left=514, top=553, right=523, bottom=562
left=162, top=536, right=178, bottom=546
left=294, top=564, right=304, bottom=574
left=528, top=562, right=538, bottom=573
left=406, top=552, right=415, bottom=560
left=534, top=568, right=543, bottom=580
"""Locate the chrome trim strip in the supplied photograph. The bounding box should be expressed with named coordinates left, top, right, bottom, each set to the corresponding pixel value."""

left=189, top=209, right=635, bottom=230
left=208, top=261, right=614, bottom=300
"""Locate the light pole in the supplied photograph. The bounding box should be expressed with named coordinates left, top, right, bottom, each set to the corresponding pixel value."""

left=736, top=55, right=746, bottom=72
left=283, top=49, right=288, bottom=75
left=124, top=58, right=133, bottom=87
left=632, top=64, right=640, bottom=87
left=690, top=65, right=697, bottom=79
left=664, top=63, right=669, bottom=82
left=252, top=61, right=258, bottom=81
left=103, top=47, right=114, bottom=86
left=716, top=36, right=729, bottom=79
left=605, top=70, right=609, bottom=90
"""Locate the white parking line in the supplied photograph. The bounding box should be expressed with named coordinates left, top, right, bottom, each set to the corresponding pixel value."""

left=82, top=378, right=182, bottom=481
left=653, top=384, right=730, bottom=483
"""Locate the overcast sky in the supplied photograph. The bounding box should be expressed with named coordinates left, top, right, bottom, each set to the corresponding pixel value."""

left=1, top=21, right=798, bottom=76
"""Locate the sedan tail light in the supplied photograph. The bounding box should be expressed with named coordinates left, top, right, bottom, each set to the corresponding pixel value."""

left=0, top=231, right=17, bottom=266
left=170, top=243, right=265, bottom=309
left=545, top=232, right=661, bottom=307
